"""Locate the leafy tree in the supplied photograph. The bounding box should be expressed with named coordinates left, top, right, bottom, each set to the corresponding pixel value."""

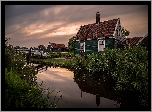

left=14, top=46, right=21, bottom=49
left=38, top=45, right=46, bottom=50
left=68, top=36, right=74, bottom=53
left=122, top=27, right=130, bottom=36
left=121, top=27, right=130, bottom=47
left=22, top=46, right=28, bottom=49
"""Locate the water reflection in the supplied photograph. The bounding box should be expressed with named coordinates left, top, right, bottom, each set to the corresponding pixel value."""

left=36, top=65, right=117, bottom=108
left=73, top=70, right=141, bottom=108
left=35, top=64, right=141, bottom=108
left=73, top=71, right=118, bottom=107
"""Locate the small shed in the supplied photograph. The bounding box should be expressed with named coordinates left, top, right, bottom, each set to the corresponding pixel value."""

left=74, top=12, right=126, bottom=56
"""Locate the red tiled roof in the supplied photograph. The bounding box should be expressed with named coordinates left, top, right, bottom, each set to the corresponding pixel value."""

left=49, top=42, right=65, bottom=48
left=38, top=45, right=46, bottom=49
left=126, top=37, right=143, bottom=46
left=75, top=19, right=118, bottom=40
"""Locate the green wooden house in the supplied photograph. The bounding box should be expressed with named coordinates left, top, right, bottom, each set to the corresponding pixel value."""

left=74, top=12, right=126, bottom=56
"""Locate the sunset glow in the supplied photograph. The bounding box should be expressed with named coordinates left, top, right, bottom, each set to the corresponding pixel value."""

left=5, top=5, right=148, bottom=48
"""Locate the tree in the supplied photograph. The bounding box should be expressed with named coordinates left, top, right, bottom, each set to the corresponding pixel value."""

left=22, top=46, right=28, bottom=49
left=14, top=46, right=20, bottom=49
left=68, top=36, right=74, bottom=52
left=38, top=45, right=46, bottom=50
left=122, top=27, right=130, bottom=36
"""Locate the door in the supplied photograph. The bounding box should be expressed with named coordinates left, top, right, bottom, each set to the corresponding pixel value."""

left=98, top=40, right=105, bottom=51
left=80, top=41, right=85, bottom=54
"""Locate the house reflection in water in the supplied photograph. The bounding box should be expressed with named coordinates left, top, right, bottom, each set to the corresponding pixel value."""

left=74, top=71, right=141, bottom=108
left=96, top=94, right=100, bottom=106
left=74, top=72, right=117, bottom=107
left=81, top=90, right=100, bottom=106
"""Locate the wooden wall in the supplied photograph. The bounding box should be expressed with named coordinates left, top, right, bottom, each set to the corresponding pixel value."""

left=74, top=38, right=115, bottom=56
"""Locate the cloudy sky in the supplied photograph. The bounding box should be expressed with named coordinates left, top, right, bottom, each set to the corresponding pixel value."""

left=5, top=5, right=148, bottom=48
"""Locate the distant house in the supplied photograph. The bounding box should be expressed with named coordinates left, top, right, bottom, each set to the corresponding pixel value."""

left=47, top=42, right=68, bottom=52
left=74, top=12, right=126, bottom=56
left=126, top=37, right=143, bottom=47
left=126, top=33, right=148, bottom=50
left=38, top=45, right=47, bottom=52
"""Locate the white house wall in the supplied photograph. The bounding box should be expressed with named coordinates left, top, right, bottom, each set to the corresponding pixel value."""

left=113, top=18, right=119, bottom=38
left=113, top=18, right=126, bottom=42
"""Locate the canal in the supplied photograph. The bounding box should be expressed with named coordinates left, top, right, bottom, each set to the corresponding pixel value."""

left=36, top=66, right=118, bottom=108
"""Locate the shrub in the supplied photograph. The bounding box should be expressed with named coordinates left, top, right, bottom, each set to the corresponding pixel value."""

left=111, top=46, right=148, bottom=108
left=5, top=39, right=61, bottom=108
left=29, top=46, right=149, bottom=108
left=5, top=68, right=58, bottom=108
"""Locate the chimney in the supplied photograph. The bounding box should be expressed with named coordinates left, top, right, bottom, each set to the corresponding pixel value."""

left=96, top=12, right=100, bottom=24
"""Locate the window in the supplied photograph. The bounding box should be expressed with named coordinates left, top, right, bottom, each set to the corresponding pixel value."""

left=99, top=40, right=104, bottom=45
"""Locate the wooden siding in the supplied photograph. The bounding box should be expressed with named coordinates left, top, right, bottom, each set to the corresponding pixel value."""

left=74, top=38, right=115, bottom=56
left=74, top=41, right=80, bottom=55
left=105, top=38, right=115, bottom=49
left=85, top=40, right=98, bottom=55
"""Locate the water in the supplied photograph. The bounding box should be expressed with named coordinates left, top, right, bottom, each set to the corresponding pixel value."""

left=36, top=67, right=118, bottom=108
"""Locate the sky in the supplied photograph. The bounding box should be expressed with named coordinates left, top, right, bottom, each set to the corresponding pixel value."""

left=5, top=5, right=148, bottom=49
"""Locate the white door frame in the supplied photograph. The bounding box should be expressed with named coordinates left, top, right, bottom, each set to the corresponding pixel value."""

left=98, top=39, right=105, bottom=52
left=80, top=41, right=85, bottom=52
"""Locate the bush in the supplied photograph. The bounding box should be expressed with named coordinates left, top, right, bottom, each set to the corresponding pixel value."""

left=5, top=44, right=26, bottom=72
left=111, top=46, right=148, bottom=108
left=74, top=46, right=148, bottom=108
left=5, top=39, right=61, bottom=108
left=86, top=46, right=148, bottom=108
left=49, top=52, right=61, bottom=58
left=5, top=68, right=58, bottom=108
left=29, top=46, right=148, bottom=108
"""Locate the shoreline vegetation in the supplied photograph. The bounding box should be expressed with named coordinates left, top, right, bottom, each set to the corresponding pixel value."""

left=31, top=46, right=148, bottom=108
left=5, top=39, right=62, bottom=108
left=5, top=37, right=148, bottom=108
